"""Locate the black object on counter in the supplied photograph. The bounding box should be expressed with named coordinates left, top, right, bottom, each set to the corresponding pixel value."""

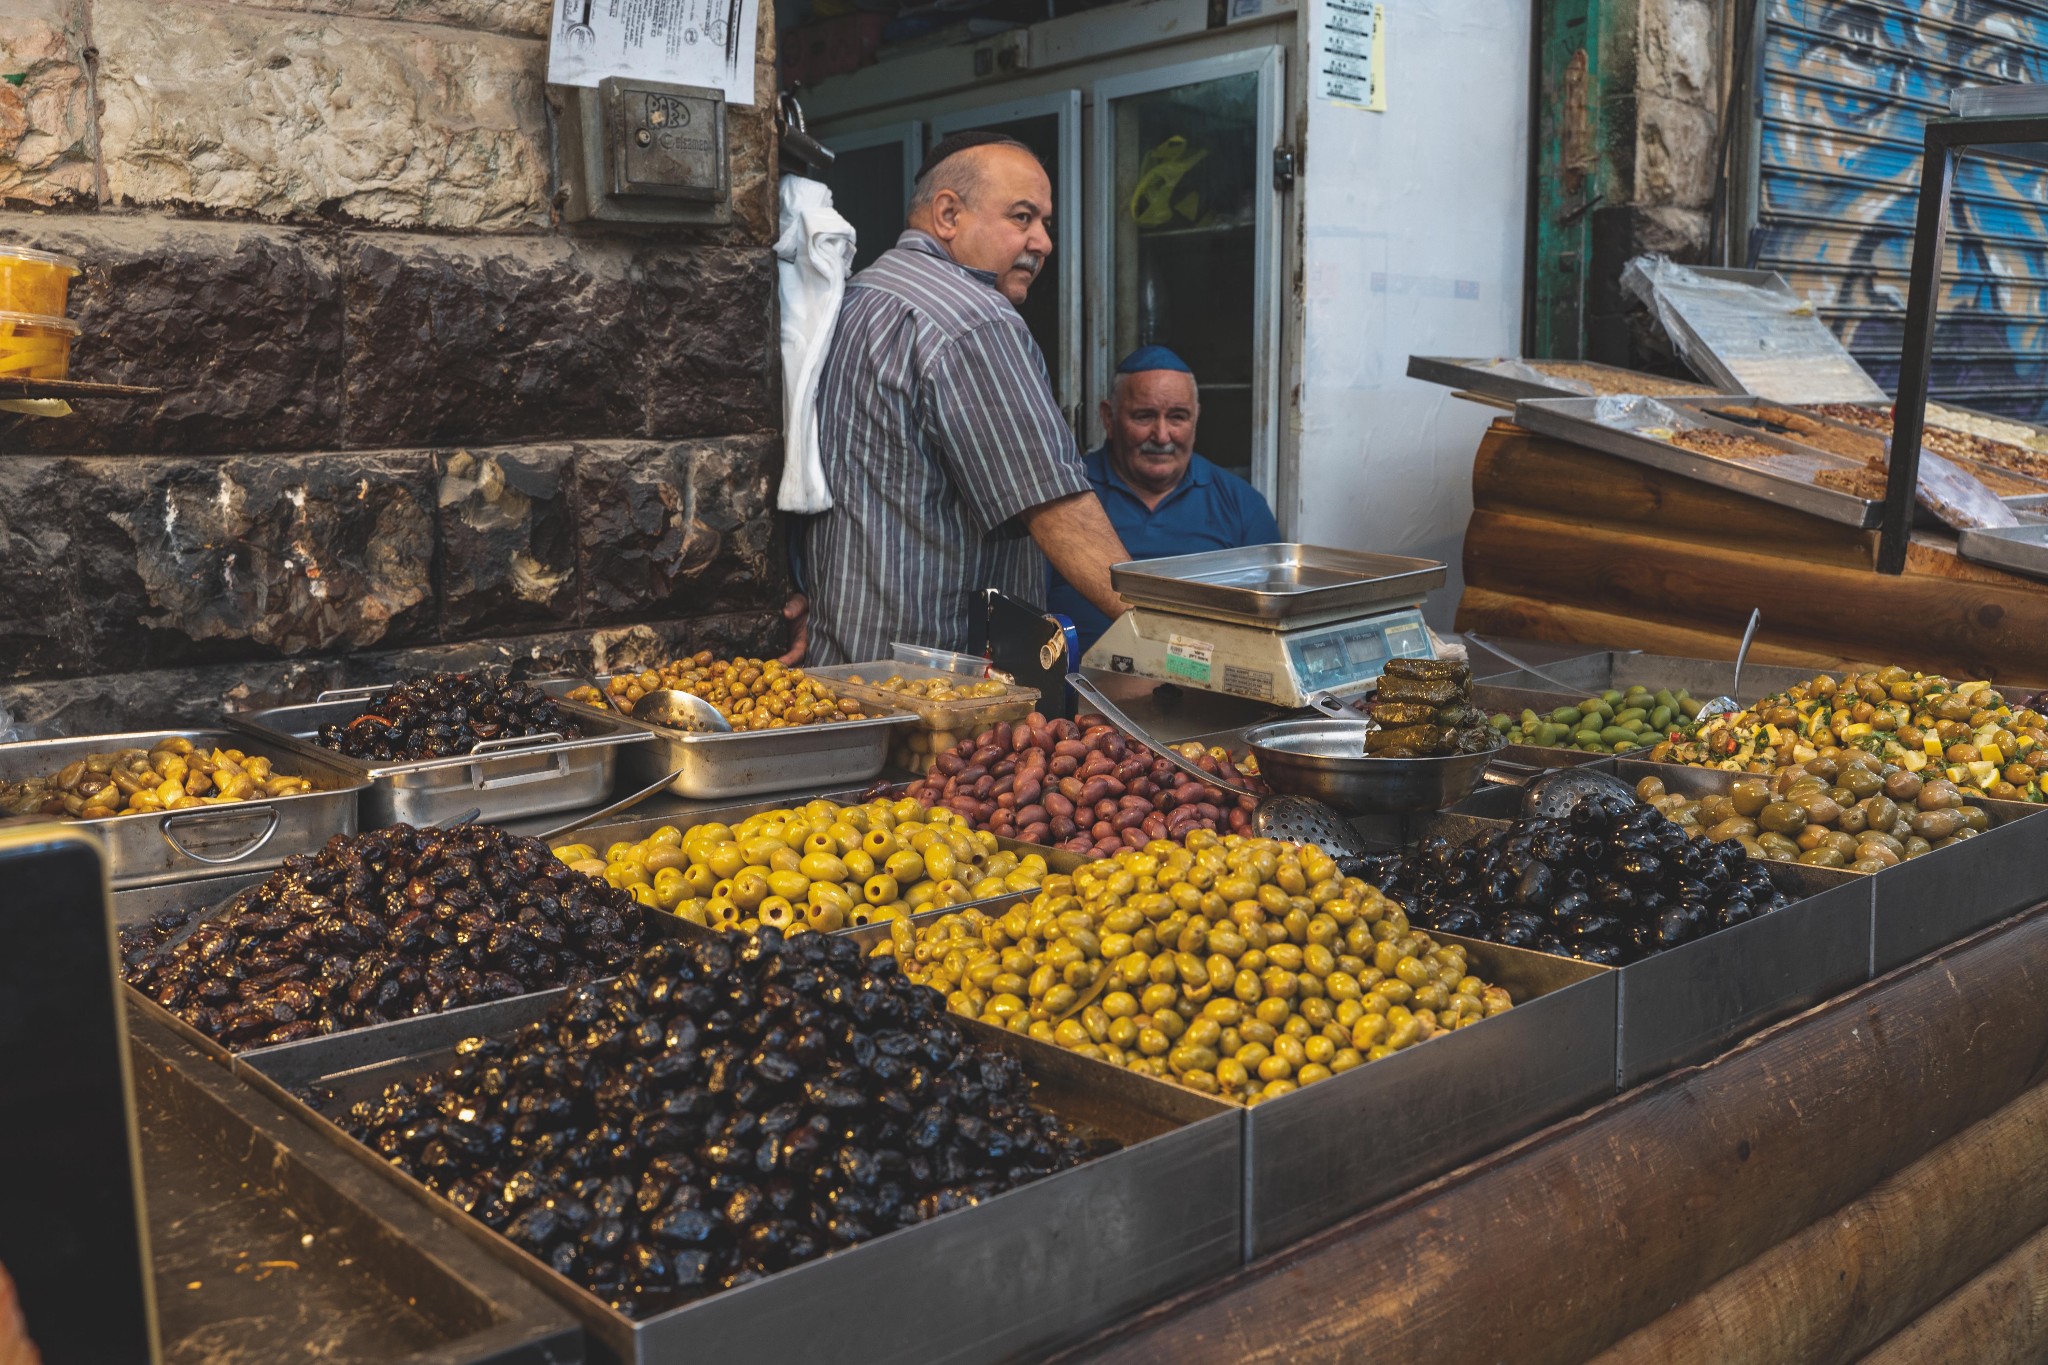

left=1341, top=790, right=1791, bottom=965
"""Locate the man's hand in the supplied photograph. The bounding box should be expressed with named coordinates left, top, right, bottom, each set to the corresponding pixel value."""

left=777, top=593, right=810, bottom=665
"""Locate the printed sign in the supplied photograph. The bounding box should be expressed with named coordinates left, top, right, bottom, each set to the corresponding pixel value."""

left=548, top=0, right=758, bottom=106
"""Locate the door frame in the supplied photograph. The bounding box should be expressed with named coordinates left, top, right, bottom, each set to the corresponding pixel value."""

left=1089, top=46, right=1285, bottom=503
left=930, top=92, right=1085, bottom=430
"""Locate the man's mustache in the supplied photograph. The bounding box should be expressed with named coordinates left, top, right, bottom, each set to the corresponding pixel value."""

left=1137, top=441, right=1182, bottom=456
left=1012, top=253, right=1044, bottom=276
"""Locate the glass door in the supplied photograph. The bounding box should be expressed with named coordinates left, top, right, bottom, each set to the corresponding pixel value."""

left=818, top=121, right=922, bottom=274
left=930, top=94, right=1084, bottom=432
left=1092, top=49, right=1283, bottom=499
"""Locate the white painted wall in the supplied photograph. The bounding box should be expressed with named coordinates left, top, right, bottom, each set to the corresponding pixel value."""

left=1291, top=0, right=1530, bottom=629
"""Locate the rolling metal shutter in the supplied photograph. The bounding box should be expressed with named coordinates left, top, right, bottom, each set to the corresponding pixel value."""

left=1753, top=0, right=2048, bottom=420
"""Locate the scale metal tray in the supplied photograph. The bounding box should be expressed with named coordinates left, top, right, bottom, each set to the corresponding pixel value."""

left=1958, top=523, right=2048, bottom=581
left=1110, top=544, right=1446, bottom=626
left=1407, top=354, right=1740, bottom=405
left=1513, top=395, right=1883, bottom=529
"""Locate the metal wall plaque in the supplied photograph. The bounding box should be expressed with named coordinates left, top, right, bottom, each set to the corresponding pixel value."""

left=605, top=77, right=728, bottom=201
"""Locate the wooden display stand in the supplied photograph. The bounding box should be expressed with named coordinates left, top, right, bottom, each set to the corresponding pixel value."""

left=1452, top=418, right=2048, bottom=685
left=1057, top=904, right=2048, bottom=1364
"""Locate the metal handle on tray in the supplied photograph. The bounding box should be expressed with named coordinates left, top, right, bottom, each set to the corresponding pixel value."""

left=1065, top=672, right=1263, bottom=800
left=314, top=686, right=385, bottom=704
left=1304, top=690, right=1355, bottom=719
left=159, top=804, right=282, bottom=865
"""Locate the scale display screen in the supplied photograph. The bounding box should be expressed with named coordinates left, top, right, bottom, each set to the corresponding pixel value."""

left=1285, top=609, right=1432, bottom=693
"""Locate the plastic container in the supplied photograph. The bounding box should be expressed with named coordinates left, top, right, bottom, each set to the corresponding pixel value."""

left=0, top=245, right=81, bottom=316
left=807, top=662, right=1040, bottom=773
left=0, top=311, right=78, bottom=381
left=888, top=642, right=994, bottom=677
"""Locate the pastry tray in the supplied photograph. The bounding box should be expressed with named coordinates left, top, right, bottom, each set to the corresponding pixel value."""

left=1512, top=395, right=1882, bottom=528
left=1407, top=355, right=1742, bottom=405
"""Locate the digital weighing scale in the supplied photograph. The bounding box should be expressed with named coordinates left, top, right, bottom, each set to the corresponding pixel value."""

left=1081, top=544, right=1447, bottom=708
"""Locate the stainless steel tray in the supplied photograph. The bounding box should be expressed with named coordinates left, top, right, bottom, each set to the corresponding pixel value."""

left=235, top=984, right=1243, bottom=1365
left=1110, top=543, right=1446, bottom=626
left=1472, top=651, right=1827, bottom=707
left=1870, top=790, right=2048, bottom=973
left=1407, top=354, right=1740, bottom=405
left=1351, top=808, right=1872, bottom=1091
left=1513, top=395, right=1883, bottom=528
left=131, top=1010, right=585, bottom=1365
left=552, top=678, right=912, bottom=802
left=233, top=686, right=650, bottom=827
left=0, top=730, right=366, bottom=888
left=1239, top=931, right=1615, bottom=1258
left=1959, top=523, right=2048, bottom=581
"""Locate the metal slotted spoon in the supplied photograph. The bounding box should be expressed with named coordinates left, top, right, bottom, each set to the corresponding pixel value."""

left=1065, top=673, right=1373, bottom=858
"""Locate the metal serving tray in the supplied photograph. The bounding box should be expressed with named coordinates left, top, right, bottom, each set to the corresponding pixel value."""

left=1109, top=544, right=1447, bottom=626
left=1959, top=523, right=2048, bottom=581
left=1357, top=806, right=1872, bottom=1091
left=1407, top=354, right=1740, bottom=405
left=130, top=1010, right=584, bottom=1365
left=0, top=730, right=366, bottom=888
left=235, top=686, right=649, bottom=827
left=1474, top=650, right=1826, bottom=707
left=237, top=990, right=1242, bottom=1365
left=550, top=679, right=911, bottom=802
left=1513, top=395, right=1884, bottom=528
left=1240, top=932, right=1615, bottom=1258
left=1870, top=792, right=2048, bottom=974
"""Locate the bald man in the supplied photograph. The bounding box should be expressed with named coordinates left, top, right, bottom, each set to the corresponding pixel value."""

left=793, top=131, right=1131, bottom=665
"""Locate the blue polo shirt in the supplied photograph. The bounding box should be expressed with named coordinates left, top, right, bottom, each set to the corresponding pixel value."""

left=1048, top=444, right=1282, bottom=650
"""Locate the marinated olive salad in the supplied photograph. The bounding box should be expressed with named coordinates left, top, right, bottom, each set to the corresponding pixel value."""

left=1652, top=667, right=2048, bottom=802
left=0, top=737, right=315, bottom=818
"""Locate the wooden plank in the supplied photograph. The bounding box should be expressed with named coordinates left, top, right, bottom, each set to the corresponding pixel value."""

left=1858, top=1220, right=2048, bottom=1365
left=1461, top=508, right=2048, bottom=683
left=1057, top=908, right=2048, bottom=1365
left=1473, top=421, right=1878, bottom=569
left=1591, top=1079, right=2048, bottom=1365
left=1455, top=587, right=1880, bottom=671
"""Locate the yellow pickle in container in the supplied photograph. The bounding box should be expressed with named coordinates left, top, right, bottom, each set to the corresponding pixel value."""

left=875, top=831, right=1513, bottom=1105
left=0, top=311, right=79, bottom=381
left=0, top=245, right=81, bottom=315
left=552, top=794, right=1051, bottom=934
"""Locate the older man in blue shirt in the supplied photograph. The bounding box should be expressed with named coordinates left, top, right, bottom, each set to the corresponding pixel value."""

left=1048, top=345, right=1282, bottom=649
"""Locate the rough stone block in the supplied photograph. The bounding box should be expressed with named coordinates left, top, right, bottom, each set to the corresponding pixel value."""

left=0, top=0, right=95, bottom=207
left=75, top=450, right=437, bottom=667
left=0, top=657, right=348, bottom=735
left=437, top=444, right=579, bottom=637
left=637, top=244, right=778, bottom=437
left=574, top=436, right=782, bottom=623
left=95, top=0, right=550, bottom=231
left=0, top=213, right=344, bottom=455
left=341, top=234, right=643, bottom=446
left=341, top=234, right=776, bottom=447
left=1638, top=0, right=1717, bottom=107
left=1635, top=93, right=1717, bottom=208
left=0, top=458, right=90, bottom=679
left=217, top=0, right=549, bottom=40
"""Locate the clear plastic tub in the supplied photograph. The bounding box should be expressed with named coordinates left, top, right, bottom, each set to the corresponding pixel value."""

left=0, top=246, right=81, bottom=316
left=0, top=310, right=77, bottom=380
left=807, top=662, right=1040, bottom=774
left=887, top=642, right=993, bottom=677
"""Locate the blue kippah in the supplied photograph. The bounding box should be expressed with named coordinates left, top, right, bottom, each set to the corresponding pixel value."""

left=1115, top=344, right=1193, bottom=375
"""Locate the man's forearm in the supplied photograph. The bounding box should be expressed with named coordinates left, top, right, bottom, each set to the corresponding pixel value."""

left=1023, top=492, right=1132, bottom=620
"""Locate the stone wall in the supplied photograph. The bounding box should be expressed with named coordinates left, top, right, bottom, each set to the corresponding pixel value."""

left=0, top=0, right=787, bottom=734
left=1573, top=0, right=1726, bottom=369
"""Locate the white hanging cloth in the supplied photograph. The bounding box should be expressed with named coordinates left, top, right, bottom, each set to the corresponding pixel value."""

left=774, top=175, right=857, bottom=513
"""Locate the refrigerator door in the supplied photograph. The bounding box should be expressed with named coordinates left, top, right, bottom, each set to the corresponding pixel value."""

left=1093, top=47, right=1284, bottom=501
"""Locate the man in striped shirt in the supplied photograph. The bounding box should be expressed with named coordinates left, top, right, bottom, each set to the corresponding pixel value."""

left=793, top=131, right=1133, bottom=665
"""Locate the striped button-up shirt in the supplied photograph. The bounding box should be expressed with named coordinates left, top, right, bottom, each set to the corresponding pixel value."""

left=800, top=230, right=1091, bottom=665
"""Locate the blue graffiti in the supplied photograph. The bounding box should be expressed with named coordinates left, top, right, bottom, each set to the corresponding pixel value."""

left=1757, top=1, right=2048, bottom=419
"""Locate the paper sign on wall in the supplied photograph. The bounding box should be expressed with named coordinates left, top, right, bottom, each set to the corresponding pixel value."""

left=547, top=0, right=759, bottom=106
left=1319, top=0, right=1385, bottom=112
